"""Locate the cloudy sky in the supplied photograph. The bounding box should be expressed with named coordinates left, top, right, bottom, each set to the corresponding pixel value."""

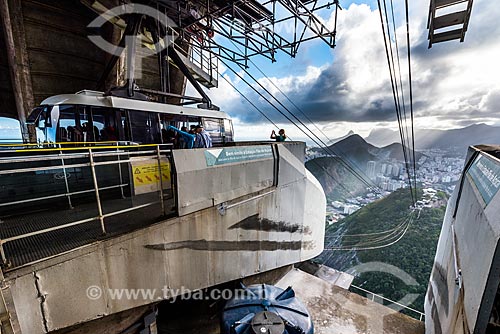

left=1, top=0, right=497, bottom=144
left=186, top=0, right=500, bottom=143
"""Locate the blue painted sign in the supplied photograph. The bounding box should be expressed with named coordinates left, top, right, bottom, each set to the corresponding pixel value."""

left=205, top=146, right=273, bottom=166
left=467, top=154, right=500, bottom=205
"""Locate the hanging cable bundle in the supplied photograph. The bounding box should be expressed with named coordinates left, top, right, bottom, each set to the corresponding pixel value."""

left=376, top=0, right=418, bottom=205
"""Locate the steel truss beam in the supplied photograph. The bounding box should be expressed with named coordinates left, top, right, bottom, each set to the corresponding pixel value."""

left=156, top=0, right=339, bottom=67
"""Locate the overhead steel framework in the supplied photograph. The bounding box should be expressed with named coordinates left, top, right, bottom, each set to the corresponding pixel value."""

left=157, top=0, right=339, bottom=67
left=83, top=0, right=339, bottom=107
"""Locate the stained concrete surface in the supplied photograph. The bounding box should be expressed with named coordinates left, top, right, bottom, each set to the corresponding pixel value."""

left=276, top=269, right=425, bottom=334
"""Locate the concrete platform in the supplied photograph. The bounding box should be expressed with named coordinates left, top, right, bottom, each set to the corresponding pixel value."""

left=276, top=268, right=425, bottom=334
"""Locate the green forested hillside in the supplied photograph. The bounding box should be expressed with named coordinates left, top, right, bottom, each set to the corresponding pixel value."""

left=305, top=157, right=368, bottom=200
left=316, top=188, right=446, bottom=312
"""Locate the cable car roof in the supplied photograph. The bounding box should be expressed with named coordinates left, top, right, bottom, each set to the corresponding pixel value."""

left=39, top=91, right=231, bottom=119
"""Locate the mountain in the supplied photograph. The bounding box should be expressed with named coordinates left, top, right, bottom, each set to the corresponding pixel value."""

left=323, top=134, right=424, bottom=167
left=365, top=123, right=500, bottom=152
left=328, top=134, right=379, bottom=166
left=307, top=134, right=424, bottom=200
left=327, top=130, right=355, bottom=145
left=306, top=156, right=368, bottom=200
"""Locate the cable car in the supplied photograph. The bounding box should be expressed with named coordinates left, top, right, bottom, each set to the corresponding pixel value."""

left=27, top=90, right=235, bottom=147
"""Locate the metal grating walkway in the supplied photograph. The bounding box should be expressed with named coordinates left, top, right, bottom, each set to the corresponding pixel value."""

left=1, top=197, right=174, bottom=269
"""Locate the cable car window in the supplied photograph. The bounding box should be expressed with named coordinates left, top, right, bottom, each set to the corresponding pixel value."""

left=27, top=106, right=47, bottom=124
left=91, top=114, right=105, bottom=131
left=52, top=105, right=87, bottom=142
left=57, top=107, right=77, bottom=142
left=121, top=110, right=131, bottom=142
left=128, top=110, right=160, bottom=144
left=35, top=109, right=48, bottom=142
left=186, top=117, right=201, bottom=132
left=224, top=119, right=233, bottom=134
left=203, top=118, right=222, bottom=134
left=223, top=119, right=234, bottom=142
left=91, top=107, right=117, bottom=142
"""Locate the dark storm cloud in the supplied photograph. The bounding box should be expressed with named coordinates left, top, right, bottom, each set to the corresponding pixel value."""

left=228, top=59, right=399, bottom=124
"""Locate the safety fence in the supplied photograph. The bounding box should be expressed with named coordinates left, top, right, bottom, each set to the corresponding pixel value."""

left=0, top=142, right=175, bottom=269
left=350, top=284, right=425, bottom=321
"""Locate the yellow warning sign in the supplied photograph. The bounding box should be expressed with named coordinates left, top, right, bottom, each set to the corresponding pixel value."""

left=130, top=158, right=171, bottom=195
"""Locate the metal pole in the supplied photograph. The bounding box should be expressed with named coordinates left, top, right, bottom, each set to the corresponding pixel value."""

left=0, top=242, right=8, bottom=268
left=116, top=142, right=125, bottom=199
left=89, top=149, right=106, bottom=234
left=59, top=144, right=74, bottom=209
left=156, top=146, right=166, bottom=216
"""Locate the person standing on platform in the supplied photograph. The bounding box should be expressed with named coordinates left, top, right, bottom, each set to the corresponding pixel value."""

left=167, top=125, right=196, bottom=149
left=194, top=125, right=212, bottom=148
left=270, top=129, right=287, bottom=142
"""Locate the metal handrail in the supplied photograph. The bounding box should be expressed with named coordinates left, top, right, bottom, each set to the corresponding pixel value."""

left=0, top=141, right=134, bottom=147
left=0, top=144, right=175, bottom=268
left=3, top=144, right=164, bottom=153
left=175, top=42, right=218, bottom=81
left=349, top=284, right=425, bottom=321
left=0, top=147, right=172, bottom=163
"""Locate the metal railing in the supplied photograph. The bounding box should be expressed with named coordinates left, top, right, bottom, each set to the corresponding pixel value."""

left=350, top=284, right=425, bottom=321
left=0, top=141, right=140, bottom=150
left=174, top=41, right=218, bottom=84
left=0, top=143, right=175, bottom=268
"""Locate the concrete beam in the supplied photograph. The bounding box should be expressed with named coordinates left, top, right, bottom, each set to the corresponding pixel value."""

left=0, top=0, right=35, bottom=142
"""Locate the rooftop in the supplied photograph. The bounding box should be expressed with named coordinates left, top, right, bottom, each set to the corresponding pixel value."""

left=276, top=268, right=425, bottom=334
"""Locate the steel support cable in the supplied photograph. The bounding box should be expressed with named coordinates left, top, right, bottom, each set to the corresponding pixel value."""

left=405, top=0, right=418, bottom=198
left=382, top=0, right=412, bottom=203
left=384, top=0, right=416, bottom=202
left=340, top=219, right=410, bottom=247
left=381, top=0, right=414, bottom=205
left=218, top=74, right=281, bottom=129
left=382, top=0, right=405, bottom=136
left=330, top=214, right=414, bottom=251
left=387, top=0, right=416, bottom=202
left=325, top=228, right=407, bottom=250
left=340, top=217, right=410, bottom=237
left=224, top=63, right=376, bottom=191
left=222, top=37, right=377, bottom=190
left=377, top=0, right=415, bottom=204
left=325, top=211, right=416, bottom=251
left=218, top=71, right=357, bottom=198
left=323, top=211, right=413, bottom=249
left=220, top=59, right=375, bottom=190
left=237, top=65, right=379, bottom=190
left=225, top=37, right=381, bottom=192
left=320, top=214, right=412, bottom=267
left=336, top=215, right=412, bottom=247
left=383, top=0, right=418, bottom=202
left=225, top=41, right=380, bottom=195
left=389, top=0, right=412, bottom=172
